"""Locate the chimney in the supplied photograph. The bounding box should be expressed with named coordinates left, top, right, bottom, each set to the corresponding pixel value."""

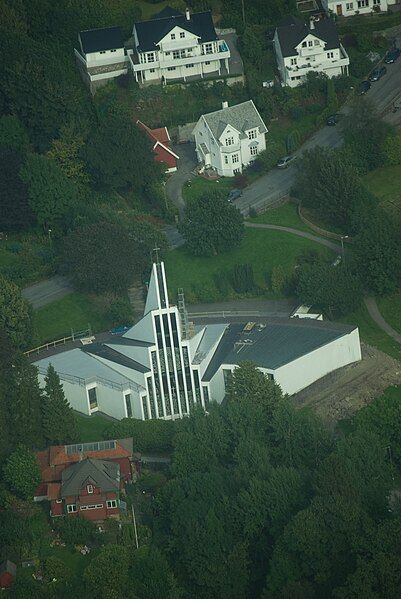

left=222, top=100, right=229, bottom=109
left=185, top=7, right=190, bottom=21
left=309, top=17, right=315, bottom=30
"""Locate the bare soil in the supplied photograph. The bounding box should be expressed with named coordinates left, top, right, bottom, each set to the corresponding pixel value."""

left=292, top=343, right=401, bottom=425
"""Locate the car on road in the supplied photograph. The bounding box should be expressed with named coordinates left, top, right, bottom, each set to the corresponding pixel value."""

left=368, top=65, right=387, bottom=82
left=326, top=113, right=341, bottom=126
left=357, top=80, right=371, bottom=95
left=277, top=155, right=296, bottom=168
left=227, top=188, right=243, bottom=202
left=384, top=48, right=401, bottom=64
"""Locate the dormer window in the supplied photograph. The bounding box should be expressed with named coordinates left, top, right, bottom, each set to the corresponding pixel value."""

left=171, top=33, right=176, bottom=40
left=248, top=129, right=257, bottom=140
left=87, top=484, right=94, bottom=494
left=180, top=32, right=185, bottom=38
left=302, top=41, right=307, bottom=47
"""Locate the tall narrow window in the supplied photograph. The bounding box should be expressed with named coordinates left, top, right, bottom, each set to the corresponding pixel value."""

left=125, top=393, right=132, bottom=418
left=88, top=387, right=98, bottom=410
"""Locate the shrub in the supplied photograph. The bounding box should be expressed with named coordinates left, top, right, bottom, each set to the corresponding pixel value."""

left=213, top=269, right=232, bottom=296
left=271, top=265, right=288, bottom=295
left=106, top=297, right=133, bottom=327
left=105, top=418, right=178, bottom=453
left=54, top=516, right=97, bottom=546
left=233, top=174, right=248, bottom=189
left=230, top=264, right=255, bottom=293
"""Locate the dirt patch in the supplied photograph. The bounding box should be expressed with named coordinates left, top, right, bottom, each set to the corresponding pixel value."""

left=292, top=343, right=401, bottom=425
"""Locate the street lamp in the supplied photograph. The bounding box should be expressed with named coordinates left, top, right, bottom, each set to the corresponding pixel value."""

left=340, top=235, right=349, bottom=266
left=48, top=228, right=52, bottom=243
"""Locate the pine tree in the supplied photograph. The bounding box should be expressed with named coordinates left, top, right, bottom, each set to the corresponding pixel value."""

left=7, top=355, right=44, bottom=449
left=42, top=364, right=78, bottom=444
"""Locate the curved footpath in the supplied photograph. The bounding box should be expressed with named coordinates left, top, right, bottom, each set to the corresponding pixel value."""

left=244, top=222, right=341, bottom=252
left=364, top=296, right=401, bottom=345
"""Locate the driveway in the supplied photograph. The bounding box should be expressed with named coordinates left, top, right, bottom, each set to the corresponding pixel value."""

left=165, top=142, right=197, bottom=215
left=22, top=275, right=73, bottom=309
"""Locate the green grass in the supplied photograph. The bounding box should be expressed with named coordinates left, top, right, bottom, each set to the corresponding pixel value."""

left=269, top=113, right=319, bottom=153
left=340, top=303, right=401, bottom=362
left=74, top=412, right=112, bottom=442
left=363, top=164, right=401, bottom=218
left=248, top=202, right=312, bottom=232
left=377, top=293, right=401, bottom=335
left=33, top=292, right=112, bottom=345
left=183, top=176, right=233, bottom=202
left=136, top=0, right=169, bottom=20
left=337, top=11, right=401, bottom=34
left=165, top=228, right=333, bottom=302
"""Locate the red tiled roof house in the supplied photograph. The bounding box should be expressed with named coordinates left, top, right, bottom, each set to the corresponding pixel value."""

left=34, top=439, right=136, bottom=521
left=137, top=120, right=179, bottom=173
left=0, top=561, right=16, bottom=589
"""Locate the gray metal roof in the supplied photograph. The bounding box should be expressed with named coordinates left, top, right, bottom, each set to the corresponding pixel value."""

left=202, top=100, right=267, bottom=143
left=83, top=343, right=150, bottom=374
left=202, top=318, right=356, bottom=382
left=61, top=458, right=120, bottom=497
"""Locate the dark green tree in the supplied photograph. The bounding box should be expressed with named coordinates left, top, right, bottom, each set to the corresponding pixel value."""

left=0, top=115, right=30, bottom=150
left=0, top=275, right=33, bottom=348
left=42, top=364, right=78, bottom=444
left=85, top=111, right=160, bottom=190
left=83, top=544, right=130, bottom=598
left=20, top=153, right=80, bottom=231
left=179, top=190, right=244, bottom=256
left=227, top=361, right=283, bottom=418
left=0, top=145, right=35, bottom=231
left=129, top=546, right=183, bottom=599
left=3, top=445, right=41, bottom=499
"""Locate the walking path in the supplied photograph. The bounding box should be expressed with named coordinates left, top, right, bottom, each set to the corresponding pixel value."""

left=364, top=296, right=401, bottom=345
left=245, top=222, right=341, bottom=252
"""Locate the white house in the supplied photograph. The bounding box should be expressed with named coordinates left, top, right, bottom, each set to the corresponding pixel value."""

left=322, top=0, right=389, bottom=17
left=74, top=27, right=130, bottom=93
left=192, top=100, right=268, bottom=177
left=33, top=261, right=361, bottom=421
left=274, top=16, right=350, bottom=88
left=129, top=6, right=231, bottom=84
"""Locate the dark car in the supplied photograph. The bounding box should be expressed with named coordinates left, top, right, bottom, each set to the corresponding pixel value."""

left=369, top=65, right=387, bottom=82
left=227, top=188, right=243, bottom=202
left=357, top=80, right=371, bottom=95
left=384, top=48, right=401, bottom=64
left=326, top=113, right=341, bottom=126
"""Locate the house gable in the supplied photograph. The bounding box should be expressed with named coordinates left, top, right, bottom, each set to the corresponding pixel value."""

left=157, top=25, right=200, bottom=47
left=217, top=123, right=241, bottom=146
left=295, top=33, right=326, bottom=53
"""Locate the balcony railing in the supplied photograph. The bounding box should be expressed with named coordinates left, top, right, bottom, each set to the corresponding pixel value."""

left=130, top=44, right=230, bottom=72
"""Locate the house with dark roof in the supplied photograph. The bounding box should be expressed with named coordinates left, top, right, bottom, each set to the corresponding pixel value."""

left=274, top=16, right=349, bottom=87
left=34, top=439, right=136, bottom=519
left=193, top=100, right=268, bottom=176
left=75, top=26, right=129, bottom=93
left=136, top=120, right=179, bottom=172
left=130, top=6, right=231, bottom=84
left=33, top=261, right=361, bottom=421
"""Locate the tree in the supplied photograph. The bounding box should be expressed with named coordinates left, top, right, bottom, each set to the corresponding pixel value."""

left=0, top=275, right=33, bottom=348
left=226, top=362, right=283, bottom=418
left=47, top=123, right=89, bottom=185
left=353, top=210, right=401, bottom=294
left=295, top=147, right=366, bottom=229
left=85, top=111, right=160, bottom=190
left=42, top=556, right=70, bottom=584
left=7, top=355, right=44, bottom=448
left=62, top=221, right=151, bottom=293
left=179, top=190, right=244, bottom=256
left=129, top=546, right=183, bottom=599
left=3, top=445, right=41, bottom=499
left=0, top=145, right=35, bottom=231
left=83, top=544, right=130, bottom=598
left=42, top=364, right=78, bottom=444
left=295, top=261, right=363, bottom=317
left=0, top=115, right=30, bottom=150
left=382, top=133, right=401, bottom=166
left=20, top=153, right=80, bottom=231
left=342, top=98, right=390, bottom=171
left=55, top=516, right=97, bottom=546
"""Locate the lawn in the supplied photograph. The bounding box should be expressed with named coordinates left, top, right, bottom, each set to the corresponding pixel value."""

left=363, top=164, right=401, bottom=218
left=33, top=292, right=112, bottom=345
left=340, top=303, right=401, bottom=362
left=183, top=176, right=233, bottom=202
left=136, top=0, right=169, bottom=20
left=377, top=293, right=401, bottom=335
left=164, top=228, right=333, bottom=303
left=248, top=202, right=312, bottom=232
left=74, top=412, right=112, bottom=442
left=269, top=113, right=320, bottom=154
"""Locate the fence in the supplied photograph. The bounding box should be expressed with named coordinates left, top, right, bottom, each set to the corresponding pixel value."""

left=244, top=190, right=291, bottom=216
left=24, top=327, right=92, bottom=358
left=297, top=204, right=353, bottom=243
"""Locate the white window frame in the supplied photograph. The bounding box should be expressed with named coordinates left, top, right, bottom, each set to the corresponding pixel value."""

left=180, top=32, right=185, bottom=38
left=224, top=155, right=229, bottom=164
left=346, top=2, right=354, bottom=8
left=250, top=146, right=258, bottom=157
left=67, top=504, right=77, bottom=513
left=80, top=504, right=103, bottom=511
left=232, top=154, right=239, bottom=164
left=290, top=58, right=297, bottom=65
left=357, top=0, right=368, bottom=6
left=87, top=484, right=94, bottom=494
left=86, top=384, right=98, bottom=412
left=327, top=51, right=334, bottom=59
left=225, top=137, right=234, bottom=146
left=308, top=40, right=313, bottom=47
left=171, top=33, right=176, bottom=40
left=106, top=499, right=118, bottom=509
left=248, top=129, right=257, bottom=140
left=147, top=52, right=155, bottom=63
left=204, top=42, right=213, bottom=55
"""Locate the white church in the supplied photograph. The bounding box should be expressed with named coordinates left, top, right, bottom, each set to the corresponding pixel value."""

left=34, top=261, right=361, bottom=421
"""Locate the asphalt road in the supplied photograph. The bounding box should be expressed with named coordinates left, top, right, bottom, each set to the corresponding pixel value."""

left=22, top=275, right=73, bottom=309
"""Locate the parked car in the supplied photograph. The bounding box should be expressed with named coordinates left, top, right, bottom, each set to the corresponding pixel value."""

left=369, top=65, right=387, bottom=82
left=357, top=80, right=371, bottom=95
left=384, top=48, right=401, bottom=64
left=277, top=155, right=296, bottom=168
left=326, top=113, right=341, bottom=126
left=227, top=188, right=243, bottom=202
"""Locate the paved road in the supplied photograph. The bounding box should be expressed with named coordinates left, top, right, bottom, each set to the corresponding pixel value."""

left=165, top=142, right=196, bottom=215
left=22, top=275, right=73, bottom=309
left=364, top=296, right=401, bottom=344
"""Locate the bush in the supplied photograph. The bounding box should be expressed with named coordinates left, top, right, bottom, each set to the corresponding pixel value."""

left=234, top=174, right=248, bottom=189
left=54, top=516, right=97, bottom=546
left=105, top=418, right=178, bottom=453
left=271, top=265, right=288, bottom=295
left=230, top=264, right=255, bottom=293
left=106, top=297, right=133, bottom=327
left=213, top=269, right=232, bottom=296
left=191, top=282, right=221, bottom=303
